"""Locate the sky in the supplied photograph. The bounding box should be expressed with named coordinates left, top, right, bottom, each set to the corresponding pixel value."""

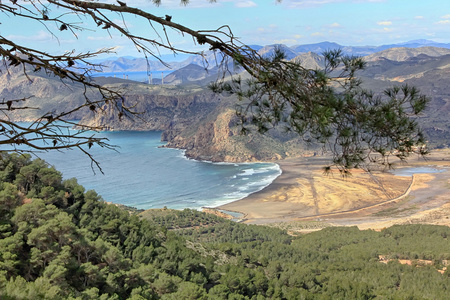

left=3, top=0, right=450, bottom=58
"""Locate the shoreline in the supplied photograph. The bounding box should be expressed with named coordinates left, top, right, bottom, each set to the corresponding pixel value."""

left=216, top=150, right=450, bottom=228
left=216, top=156, right=332, bottom=223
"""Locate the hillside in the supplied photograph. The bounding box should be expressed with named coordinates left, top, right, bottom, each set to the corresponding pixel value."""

left=4, top=44, right=450, bottom=161
left=80, top=83, right=310, bottom=162
left=364, top=46, right=450, bottom=62
left=359, top=51, right=450, bottom=148
left=0, top=64, right=91, bottom=121
left=1, top=152, right=450, bottom=299
left=82, top=46, right=450, bottom=151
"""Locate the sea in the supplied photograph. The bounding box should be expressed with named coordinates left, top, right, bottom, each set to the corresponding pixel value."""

left=91, top=71, right=173, bottom=83
left=37, top=130, right=281, bottom=210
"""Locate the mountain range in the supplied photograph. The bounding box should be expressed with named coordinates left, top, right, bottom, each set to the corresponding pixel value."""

left=4, top=41, right=450, bottom=162
left=95, top=39, right=450, bottom=73
left=86, top=45, right=450, bottom=158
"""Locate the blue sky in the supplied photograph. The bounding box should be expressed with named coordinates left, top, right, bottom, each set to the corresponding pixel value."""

left=3, top=0, right=450, bottom=58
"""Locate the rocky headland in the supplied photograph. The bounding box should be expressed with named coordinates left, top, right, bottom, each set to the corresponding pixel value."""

left=79, top=83, right=311, bottom=162
left=3, top=44, right=450, bottom=163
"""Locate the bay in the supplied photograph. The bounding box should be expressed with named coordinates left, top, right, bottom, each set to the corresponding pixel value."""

left=37, top=130, right=281, bottom=210
left=91, top=71, right=173, bottom=83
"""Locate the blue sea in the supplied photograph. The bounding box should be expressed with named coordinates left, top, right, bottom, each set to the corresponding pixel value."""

left=37, top=130, right=281, bottom=210
left=91, top=71, right=173, bottom=83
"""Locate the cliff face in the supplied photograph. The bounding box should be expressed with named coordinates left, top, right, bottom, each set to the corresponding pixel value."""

left=80, top=83, right=309, bottom=162
left=0, top=65, right=90, bottom=120
left=161, top=108, right=256, bottom=162
left=1, top=65, right=309, bottom=162
left=161, top=105, right=309, bottom=163
left=7, top=45, right=450, bottom=162
left=80, top=84, right=221, bottom=131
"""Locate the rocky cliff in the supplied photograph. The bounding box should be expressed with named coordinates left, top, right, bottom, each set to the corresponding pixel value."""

left=0, top=64, right=90, bottom=120
left=161, top=107, right=309, bottom=162
left=79, top=84, right=220, bottom=131
left=5, top=45, right=450, bottom=162
left=2, top=64, right=310, bottom=163
left=80, top=83, right=310, bottom=162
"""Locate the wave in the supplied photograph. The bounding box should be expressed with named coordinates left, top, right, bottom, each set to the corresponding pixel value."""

left=204, top=165, right=282, bottom=208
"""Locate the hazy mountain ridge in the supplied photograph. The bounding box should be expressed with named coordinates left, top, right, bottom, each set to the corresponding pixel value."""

left=95, top=39, right=450, bottom=73
left=291, top=52, right=326, bottom=69
left=364, top=47, right=450, bottom=62
left=74, top=43, right=450, bottom=153
left=4, top=42, right=450, bottom=162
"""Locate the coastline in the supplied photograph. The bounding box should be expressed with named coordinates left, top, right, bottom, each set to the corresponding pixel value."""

left=216, top=150, right=450, bottom=228
left=217, top=156, right=332, bottom=223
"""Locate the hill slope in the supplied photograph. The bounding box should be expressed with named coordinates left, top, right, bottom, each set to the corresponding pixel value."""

left=4, top=46, right=450, bottom=161
left=2, top=152, right=450, bottom=299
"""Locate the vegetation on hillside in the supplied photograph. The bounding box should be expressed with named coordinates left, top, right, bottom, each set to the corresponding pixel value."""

left=1, top=153, right=450, bottom=299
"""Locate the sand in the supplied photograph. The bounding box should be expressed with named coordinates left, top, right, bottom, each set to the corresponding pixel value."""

left=216, top=150, right=450, bottom=231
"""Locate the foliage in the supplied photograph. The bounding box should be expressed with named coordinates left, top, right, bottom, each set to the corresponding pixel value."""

left=0, top=0, right=251, bottom=169
left=1, top=1, right=429, bottom=172
left=2, top=153, right=450, bottom=299
left=212, top=48, right=429, bottom=173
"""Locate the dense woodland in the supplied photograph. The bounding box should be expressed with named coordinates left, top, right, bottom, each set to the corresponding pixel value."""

left=1, top=153, right=450, bottom=299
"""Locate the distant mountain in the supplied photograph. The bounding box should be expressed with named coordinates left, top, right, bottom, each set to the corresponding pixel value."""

left=290, top=41, right=342, bottom=54
left=6, top=42, right=450, bottom=161
left=258, top=44, right=299, bottom=60
left=358, top=52, right=450, bottom=148
left=181, top=51, right=227, bottom=69
left=248, top=45, right=264, bottom=51
left=364, top=47, right=450, bottom=62
left=90, top=57, right=190, bottom=73
left=291, top=52, right=326, bottom=69
left=395, top=39, right=450, bottom=49
left=260, top=40, right=450, bottom=59
left=91, top=39, right=450, bottom=74
left=163, top=64, right=219, bottom=85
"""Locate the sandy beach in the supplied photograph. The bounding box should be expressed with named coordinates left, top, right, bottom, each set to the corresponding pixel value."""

left=216, top=150, right=450, bottom=231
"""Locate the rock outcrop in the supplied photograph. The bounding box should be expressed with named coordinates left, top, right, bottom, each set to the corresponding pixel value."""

left=81, top=83, right=310, bottom=162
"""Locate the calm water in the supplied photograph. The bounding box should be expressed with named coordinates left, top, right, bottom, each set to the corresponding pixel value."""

left=391, top=167, right=445, bottom=177
left=91, top=71, right=173, bottom=83
left=38, top=131, right=281, bottom=210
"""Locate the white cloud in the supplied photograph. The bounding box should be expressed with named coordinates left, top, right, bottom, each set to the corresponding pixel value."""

left=6, top=30, right=52, bottom=42
left=256, top=24, right=278, bottom=33
left=235, top=1, right=257, bottom=8
left=329, top=22, right=342, bottom=28
left=437, top=20, right=450, bottom=25
left=441, top=14, right=450, bottom=19
left=414, top=16, right=424, bottom=20
left=280, top=0, right=386, bottom=8
left=377, top=21, right=392, bottom=26
left=274, top=39, right=298, bottom=44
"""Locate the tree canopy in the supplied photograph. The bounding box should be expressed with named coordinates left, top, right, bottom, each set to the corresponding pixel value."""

left=1, top=0, right=429, bottom=171
left=1, top=152, right=450, bottom=299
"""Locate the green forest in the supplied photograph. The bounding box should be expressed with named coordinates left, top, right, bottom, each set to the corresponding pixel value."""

left=1, top=152, right=450, bottom=299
